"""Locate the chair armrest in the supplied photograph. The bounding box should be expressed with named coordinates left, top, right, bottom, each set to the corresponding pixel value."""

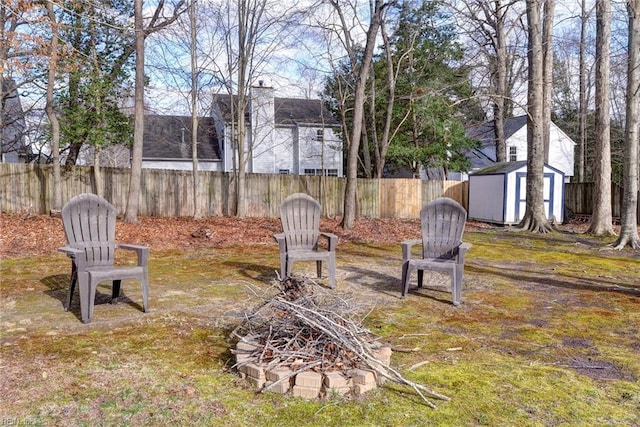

left=117, top=243, right=150, bottom=267
left=401, top=239, right=421, bottom=261
left=59, top=246, right=86, bottom=270
left=274, top=233, right=286, bottom=252
left=320, top=232, right=338, bottom=251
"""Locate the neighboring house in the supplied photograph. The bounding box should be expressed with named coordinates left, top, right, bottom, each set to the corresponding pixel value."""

left=1, top=78, right=28, bottom=163
left=142, top=115, right=221, bottom=171
left=461, top=115, right=575, bottom=182
left=141, top=82, right=343, bottom=176
left=211, top=82, right=343, bottom=177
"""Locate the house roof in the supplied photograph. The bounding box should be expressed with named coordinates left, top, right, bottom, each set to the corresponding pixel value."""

left=465, top=115, right=528, bottom=142
left=470, top=160, right=565, bottom=176
left=211, top=94, right=340, bottom=126
left=469, top=160, right=528, bottom=175
left=142, top=115, right=221, bottom=161
left=1, top=78, right=28, bottom=159
left=464, top=115, right=530, bottom=170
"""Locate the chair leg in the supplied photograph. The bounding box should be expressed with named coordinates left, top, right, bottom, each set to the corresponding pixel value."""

left=452, top=264, right=463, bottom=306
left=280, top=253, right=288, bottom=280
left=401, top=261, right=411, bottom=298
left=316, top=260, right=322, bottom=280
left=77, top=272, right=91, bottom=324
left=285, top=258, right=292, bottom=278
left=65, top=263, right=77, bottom=311
left=141, top=269, right=149, bottom=313
left=417, top=270, right=424, bottom=288
left=111, top=280, right=121, bottom=304
left=327, top=255, right=336, bottom=289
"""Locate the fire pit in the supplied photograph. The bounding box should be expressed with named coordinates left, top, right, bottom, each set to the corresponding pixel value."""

left=228, top=277, right=448, bottom=407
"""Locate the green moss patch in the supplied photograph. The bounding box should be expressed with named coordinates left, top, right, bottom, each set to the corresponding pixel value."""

left=1, top=229, right=639, bottom=426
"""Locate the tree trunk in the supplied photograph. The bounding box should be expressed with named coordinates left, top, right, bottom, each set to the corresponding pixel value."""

left=577, top=0, right=588, bottom=182
left=93, top=148, right=103, bottom=197
left=493, top=0, right=507, bottom=163
left=190, top=0, right=202, bottom=220
left=124, top=0, right=145, bottom=223
left=587, top=0, right=615, bottom=235
left=45, top=1, right=62, bottom=213
left=541, top=0, right=555, bottom=163
left=613, top=0, right=640, bottom=250
left=519, top=0, right=552, bottom=233
left=375, top=18, right=395, bottom=179
left=341, top=0, right=384, bottom=229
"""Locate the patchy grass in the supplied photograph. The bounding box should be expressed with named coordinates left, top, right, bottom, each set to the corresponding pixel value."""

left=1, top=229, right=639, bottom=426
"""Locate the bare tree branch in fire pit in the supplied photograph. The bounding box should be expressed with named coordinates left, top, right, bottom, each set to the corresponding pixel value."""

left=227, top=276, right=450, bottom=408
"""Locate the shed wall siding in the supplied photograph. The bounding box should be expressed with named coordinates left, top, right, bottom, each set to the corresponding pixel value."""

left=469, top=174, right=505, bottom=222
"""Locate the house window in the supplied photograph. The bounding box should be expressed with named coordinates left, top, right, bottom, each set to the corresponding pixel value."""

left=279, top=169, right=290, bottom=174
left=304, top=168, right=338, bottom=176
left=316, top=129, right=324, bottom=141
left=509, top=146, right=517, bottom=162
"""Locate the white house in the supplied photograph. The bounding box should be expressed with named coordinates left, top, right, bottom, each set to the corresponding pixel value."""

left=211, top=82, right=343, bottom=177
left=142, top=83, right=343, bottom=176
left=462, top=115, right=575, bottom=182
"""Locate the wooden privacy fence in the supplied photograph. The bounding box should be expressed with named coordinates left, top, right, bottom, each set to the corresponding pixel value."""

left=1, top=163, right=636, bottom=223
left=0, top=163, right=467, bottom=219
left=564, top=182, right=639, bottom=224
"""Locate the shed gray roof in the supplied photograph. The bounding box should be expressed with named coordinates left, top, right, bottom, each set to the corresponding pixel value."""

left=212, top=94, right=340, bottom=126
left=470, top=160, right=565, bottom=176
left=142, top=115, right=221, bottom=161
left=469, top=160, right=528, bottom=175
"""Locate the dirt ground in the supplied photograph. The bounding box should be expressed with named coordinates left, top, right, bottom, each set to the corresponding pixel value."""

left=0, top=212, right=588, bottom=259
left=1, top=212, right=639, bottom=426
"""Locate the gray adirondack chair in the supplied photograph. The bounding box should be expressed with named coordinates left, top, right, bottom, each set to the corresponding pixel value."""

left=401, top=197, right=471, bottom=305
left=59, top=193, right=149, bottom=323
left=274, top=193, right=338, bottom=288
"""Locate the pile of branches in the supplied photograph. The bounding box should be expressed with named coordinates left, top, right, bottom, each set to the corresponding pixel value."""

left=228, top=276, right=450, bottom=408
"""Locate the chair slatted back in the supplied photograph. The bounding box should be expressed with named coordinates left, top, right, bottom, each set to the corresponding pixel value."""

left=421, top=197, right=467, bottom=260
left=62, top=194, right=117, bottom=267
left=280, top=193, right=321, bottom=251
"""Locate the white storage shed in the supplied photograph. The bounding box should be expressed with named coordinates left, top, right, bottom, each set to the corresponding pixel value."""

left=468, top=161, right=565, bottom=225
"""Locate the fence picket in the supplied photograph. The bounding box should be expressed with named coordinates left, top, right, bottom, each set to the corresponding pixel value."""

left=0, top=163, right=637, bottom=223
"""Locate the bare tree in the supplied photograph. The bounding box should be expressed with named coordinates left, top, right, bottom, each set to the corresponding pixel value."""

left=577, top=0, right=590, bottom=182
left=124, top=0, right=145, bottom=223
left=448, top=0, right=526, bottom=160
left=519, top=0, right=552, bottom=233
left=189, top=0, right=203, bottom=219
left=45, top=0, right=62, bottom=212
left=207, top=0, right=305, bottom=217
left=124, top=0, right=187, bottom=223
left=541, top=0, right=555, bottom=162
left=613, top=0, right=640, bottom=250
left=587, top=0, right=615, bottom=235
left=336, top=0, right=389, bottom=229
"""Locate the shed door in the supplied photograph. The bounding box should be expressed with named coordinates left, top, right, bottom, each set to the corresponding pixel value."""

left=515, top=172, right=555, bottom=222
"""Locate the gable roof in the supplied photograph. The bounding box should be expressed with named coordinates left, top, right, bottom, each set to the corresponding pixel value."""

left=2, top=78, right=28, bottom=160
left=142, top=115, right=221, bottom=161
left=211, top=94, right=340, bottom=126
left=464, top=115, right=530, bottom=170
left=466, top=115, right=528, bottom=142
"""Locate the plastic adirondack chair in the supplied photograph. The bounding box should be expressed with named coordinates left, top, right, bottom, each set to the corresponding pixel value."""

left=274, top=193, right=338, bottom=288
left=401, top=197, right=471, bottom=305
left=59, top=193, right=149, bottom=323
